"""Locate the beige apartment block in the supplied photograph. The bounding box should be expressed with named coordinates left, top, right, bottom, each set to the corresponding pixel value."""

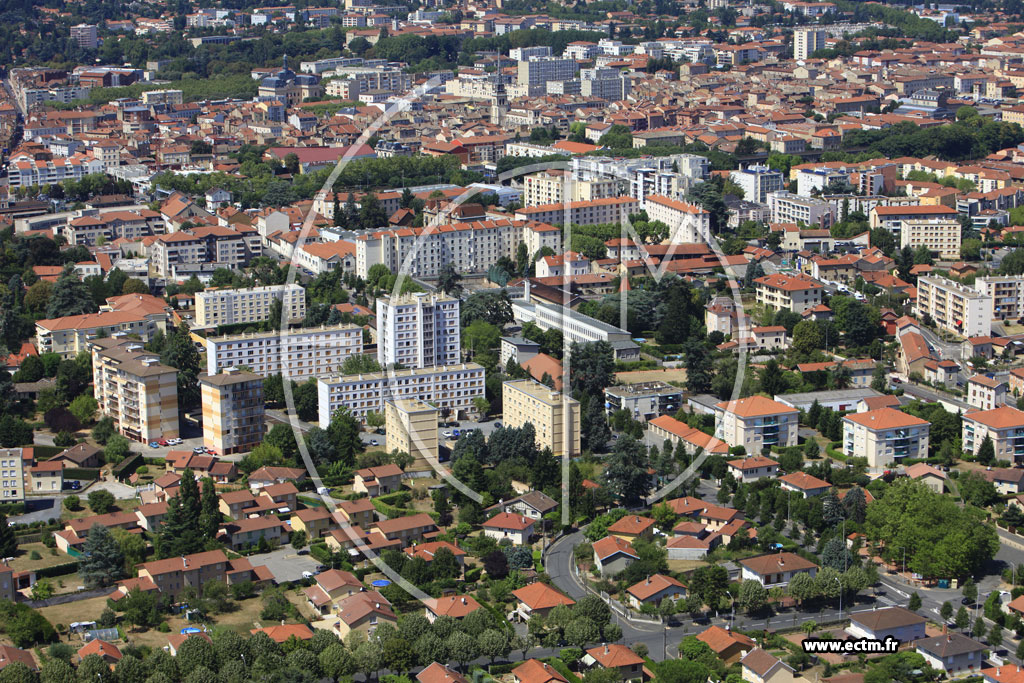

left=794, top=28, right=825, bottom=60
left=502, top=379, right=580, bottom=456
left=195, top=284, right=306, bottom=328
left=200, top=369, right=265, bottom=455
left=0, top=449, right=25, bottom=504
left=89, top=338, right=179, bottom=443
left=975, top=276, right=1024, bottom=321
left=522, top=171, right=619, bottom=207
left=385, top=399, right=438, bottom=464
left=962, top=405, right=1024, bottom=462
left=202, top=324, right=363, bottom=379
left=898, top=219, right=961, bottom=260
left=36, top=310, right=158, bottom=359
left=715, top=396, right=798, bottom=451
left=754, top=273, right=824, bottom=314
left=842, top=408, right=930, bottom=471
left=915, top=275, right=992, bottom=338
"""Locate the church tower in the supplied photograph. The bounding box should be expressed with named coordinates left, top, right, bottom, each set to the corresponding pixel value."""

left=490, top=74, right=507, bottom=127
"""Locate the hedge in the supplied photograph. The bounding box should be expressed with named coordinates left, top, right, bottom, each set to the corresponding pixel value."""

left=371, top=499, right=440, bottom=522
left=62, top=468, right=100, bottom=481
left=376, top=491, right=412, bottom=507
left=36, top=561, right=79, bottom=578
left=32, top=445, right=64, bottom=460
left=309, top=544, right=332, bottom=563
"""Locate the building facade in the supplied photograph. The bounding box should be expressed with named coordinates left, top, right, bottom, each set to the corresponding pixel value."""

left=203, top=325, right=364, bottom=379
left=962, top=405, right=1024, bottom=462
left=89, top=338, right=179, bottom=443
left=975, top=276, right=1024, bottom=321
left=716, top=396, right=799, bottom=451
left=842, top=407, right=930, bottom=471
left=0, top=449, right=25, bottom=504
left=377, top=293, right=460, bottom=369
left=199, top=369, right=265, bottom=455
left=195, top=284, right=307, bottom=328
left=915, top=275, right=992, bottom=338
left=384, top=399, right=438, bottom=465
left=503, top=379, right=581, bottom=456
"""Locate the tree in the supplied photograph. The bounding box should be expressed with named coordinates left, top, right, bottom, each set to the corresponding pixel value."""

left=792, top=320, right=824, bottom=356
left=821, top=535, right=853, bottom=571
left=103, top=434, right=130, bottom=465
left=603, top=435, right=650, bottom=506
left=478, top=629, right=508, bottom=663
left=46, top=267, right=96, bottom=318
left=161, top=323, right=202, bottom=411
left=91, top=416, right=115, bottom=444
left=977, top=435, right=995, bottom=465
left=319, top=644, right=355, bottom=680
left=437, top=263, right=463, bottom=297
left=198, top=478, right=220, bottom=541
left=68, top=394, right=97, bottom=423
left=327, top=408, right=362, bottom=467
left=959, top=470, right=999, bottom=507
left=569, top=341, right=615, bottom=397
left=445, top=631, right=479, bottom=672
left=788, top=572, right=816, bottom=605
left=940, top=601, right=953, bottom=622
left=584, top=398, right=611, bottom=453
left=177, top=635, right=217, bottom=678
left=737, top=580, right=767, bottom=613
left=956, top=606, right=970, bottom=631
left=87, top=489, right=115, bottom=514
left=78, top=524, right=125, bottom=589
left=908, top=592, right=922, bottom=611
left=481, top=550, right=509, bottom=579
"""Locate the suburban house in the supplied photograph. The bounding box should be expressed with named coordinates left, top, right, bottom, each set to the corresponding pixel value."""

left=582, top=644, right=651, bottom=682
left=418, top=663, right=469, bottom=683
left=592, top=535, right=638, bottom=576
left=914, top=633, right=986, bottom=674
left=303, top=569, right=363, bottom=615
left=487, top=490, right=558, bottom=520
left=312, top=590, right=397, bottom=640
left=696, top=625, right=755, bottom=664
left=625, top=574, right=686, bottom=608
left=28, top=460, right=63, bottom=492
left=291, top=508, right=337, bottom=538
left=135, top=549, right=273, bottom=599
left=511, top=659, right=568, bottom=683
left=353, top=464, right=404, bottom=496
left=404, top=541, right=467, bottom=571
left=778, top=472, right=832, bottom=498
left=335, top=498, right=376, bottom=528
left=905, top=462, right=947, bottom=493
left=481, top=512, right=536, bottom=545
left=512, top=582, right=575, bottom=621
left=983, top=468, right=1024, bottom=494
left=726, top=456, right=779, bottom=483
left=607, top=515, right=656, bottom=542
left=741, top=648, right=798, bottom=683
left=371, top=513, right=439, bottom=545
left=423, top=595, right=483, bottom=622
left=250, top=624, right=313, bottom=644
left=846, top=607, right=926, bottom=642
left=739, top=552, right=819, bottom=588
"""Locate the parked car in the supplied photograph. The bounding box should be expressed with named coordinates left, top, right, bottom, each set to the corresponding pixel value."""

left=442, top=431, right=452, bottom=438
left=157, top=438, right=169, bottom=446
left=369, top=439, right=378, bottom=446
left=302, top=571, right=314, bottom=579
left=149, top=442, right=160, bottom=448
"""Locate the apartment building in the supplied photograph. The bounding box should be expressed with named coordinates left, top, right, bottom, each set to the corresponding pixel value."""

left=203, top=325, right=363, bottom=379
left=975, top=276, right=1024, bottom=321
left=522, top=171, right=619, bottom=207
left=716, top=396, right=799, bottom=450
left=503, top=379, right=580, bottom=456
left=0, top=449, right=25, bottom=504
left=317, top=363, right=485, bottom=426
left=842, top=408, right=930, bottom=471
left=967, top=374, right=1008, bottom=410
left=514, top=197, right=640, bottom=227
left=898, top=219, right=961, bottom=260
left=66, top=209, right=164, bottom=246
left=6, top=153, right=104, bottom=188
left=729, top=166, right=784, bottom=204
left=141, top=89, right=184, bottom=105
left=70, top=23, right=98, bottom=49
left=868, top=205, right=959, bottom=235
left=794, top=27, right=825, bottom=60
left=354, top=219, right=562, bottom=279
left=766, top=191, right=835, bottom=227
left=754, top=273, right=824, bottom=313
left=604, top=382, right=683, bottom=421
left=384, top=399, right=438, bottom=465
left=148, top=225, right=261, bottom=278
left=644, top=195, right=712, bottom=243
left=377, top=293, right=460, bottom=369
left=915, top=275, right=992, bottom=338
left=962, top=405, right=1024, bottom=462
left=199, top=369, right=265, bottom=455
left=516, top=57, right=580, bottom=96
left=195, top=284, right=306, bottom=328
left=89, top=338, right=179, bottom=443
left=36, top=311, right=160, bottom=358
left=324, top=69, right=412, bottom=99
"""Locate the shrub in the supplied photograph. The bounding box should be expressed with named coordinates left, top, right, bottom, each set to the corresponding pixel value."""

left=63, top=495, right=80, bottom=512
left=158, top=622, right=171, bottom=633
left=29, top=551, right=41, bottom=560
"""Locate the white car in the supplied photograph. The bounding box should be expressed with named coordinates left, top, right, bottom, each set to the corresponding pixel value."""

left=442, top=430, right=452, bottom=438
left=302, top=571, right=314, bottom=579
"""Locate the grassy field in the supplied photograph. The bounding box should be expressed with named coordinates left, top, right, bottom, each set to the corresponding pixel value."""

left=666, top=558, right=709, bottom=573
left=614, top=368, right=687, bottom=384
left=37, top=595, right=109, bottom=633
left=8, top=543, right=69, bottom=573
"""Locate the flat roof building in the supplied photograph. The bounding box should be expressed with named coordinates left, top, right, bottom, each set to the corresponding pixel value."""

left=200, top=368, right=265, bottom=455
left=503, top=379, right=580, bottom=456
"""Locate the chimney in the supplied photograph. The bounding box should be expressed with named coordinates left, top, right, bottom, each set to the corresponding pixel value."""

left=604, top=644, right=609, bottom=654
left=462, top=597, right=467, bottom=605
left=376, top=602, right=380, bottom=609
left=646, top=576, right=651, bottom=585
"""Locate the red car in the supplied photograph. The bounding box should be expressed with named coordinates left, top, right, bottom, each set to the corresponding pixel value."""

left=206, top=448, right=217, bottom=456
left=157, top=438, right=169, bottom=446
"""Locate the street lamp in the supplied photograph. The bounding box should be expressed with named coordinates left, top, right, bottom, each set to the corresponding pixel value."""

left=834, top=575, right=843, bottom=620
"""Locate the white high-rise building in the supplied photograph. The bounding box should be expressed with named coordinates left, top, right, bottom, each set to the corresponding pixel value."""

left=377, top=293, right=461, bottom=369
left=71, top=24, right=98, bottom=49
left=729, top=165, right=784, bottom=204
left=794, top=28, right=825, bottom=60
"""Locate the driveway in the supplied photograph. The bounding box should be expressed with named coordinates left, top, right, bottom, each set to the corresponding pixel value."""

left=251, top=546, right=320, bottom=582
left=12, top=496, right=64, bottom=525
left=82, top=479, right=136, bottom=499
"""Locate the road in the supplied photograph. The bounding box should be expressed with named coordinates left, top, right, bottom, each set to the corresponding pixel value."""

left=901, top=382, right=969, bottom=411
left=919, top=325, right=962, bottom=364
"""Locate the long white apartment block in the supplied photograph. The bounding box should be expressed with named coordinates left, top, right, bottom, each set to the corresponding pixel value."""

left=195, top=284, right=306, bottom=328
left=915, top=275, right=992, bottom=338
left=203, top=324, right=364, bottom=379
left=377, top=293, right=460, bottom=369
left=975, top=276, right=1024, bottom=321
left=317, top=363, right=486, bottom=425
